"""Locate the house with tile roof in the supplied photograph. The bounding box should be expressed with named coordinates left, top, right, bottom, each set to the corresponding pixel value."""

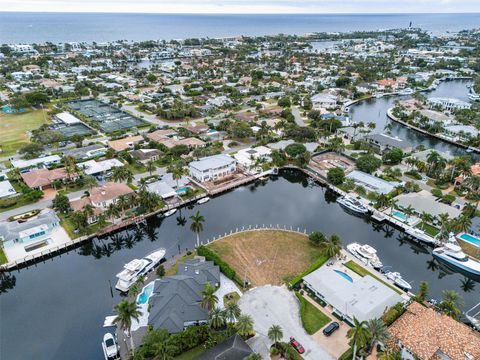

left=388, top=302, right=480, bottom=360
left=20, top=168, right=78, bottom=190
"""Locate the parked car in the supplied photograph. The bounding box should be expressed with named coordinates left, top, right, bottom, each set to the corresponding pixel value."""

left=289, top=337, right=305, bottom=354
left=323, top=322, right=340, bottom=336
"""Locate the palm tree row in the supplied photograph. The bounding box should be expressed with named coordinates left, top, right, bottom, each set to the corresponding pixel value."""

left=347, top=317, right=389, bottom=360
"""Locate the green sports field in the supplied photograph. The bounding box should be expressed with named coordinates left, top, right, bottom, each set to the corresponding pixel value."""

left=0, top=110, right=47, bottom=156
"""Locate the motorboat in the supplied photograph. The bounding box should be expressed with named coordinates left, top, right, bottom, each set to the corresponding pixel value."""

left=115, top=247, right=166, bottom=292
left=337, top=195, right=369, bottom=215
left=102, top=333, right=119, bottom=360
left=197, top=197, right=210, bottom=205
left=385, top=271, right=412, bottom=291
left=432, top=233, right=480, bottom=276
left=405, top=227, right=438, bottom=246
left=164, top=208, right=177, bottom=217
left=347, top=242, right=383, bottom=269
left=399, top=88, right=414, bottom=95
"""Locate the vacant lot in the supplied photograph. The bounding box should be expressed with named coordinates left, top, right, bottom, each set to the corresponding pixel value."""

left=0, top=110, right=47, bottom=156
left=208, top=230, right=326, bottom=286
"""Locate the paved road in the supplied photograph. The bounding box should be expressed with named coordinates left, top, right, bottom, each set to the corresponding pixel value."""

left=238, top=285, right=335, bottom=360
left=291, top=106, right=306, bottom=127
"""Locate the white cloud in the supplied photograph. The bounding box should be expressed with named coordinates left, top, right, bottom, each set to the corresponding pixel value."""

left=1, top=0, right=479, bottom=13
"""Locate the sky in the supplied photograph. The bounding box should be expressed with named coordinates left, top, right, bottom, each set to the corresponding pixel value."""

left=1, top=0, right=480, bottom=14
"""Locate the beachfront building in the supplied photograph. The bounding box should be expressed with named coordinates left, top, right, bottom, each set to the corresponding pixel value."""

left=388, top=302, right=480, bottom=360
left=0, top=210, right=60, bottom=250
left=303, top=266, right=403, bottom=324
left=427, top=97, right=471, bottom=111
left=189, top=154, right=236, bottom=183
left=346, top=170, right=401, bottom=195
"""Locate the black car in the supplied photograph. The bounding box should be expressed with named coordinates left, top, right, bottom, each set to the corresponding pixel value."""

left=323, top=322, right=340, bottom=336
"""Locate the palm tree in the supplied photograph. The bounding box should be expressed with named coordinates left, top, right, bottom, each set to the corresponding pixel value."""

left=224, top=302, right=241, bottom=324
left=375, top=194, right=389, bottom=210
left=83, top=175, right=97, bottom=191
left=235, top=314, right=254, bottom=337
left=106, top=202, right=121, bottom=222
left=452, top=215, right=472, bottom=233
left=378, top=348, right=402, bottom=360
left=366, top=318, right=389, bottom=350
left=267, top=324, right=283, bottom=348
left=82, top=203, right=95, bottom=224
left=420, top=211, right=433, bottom=231
left=168, top=164, right=186, bottom=189
left=208, top=307, right=225, bottom=329
left=116, top=194, right=131, bottom=217
left=246, top=353, right=262, bottom=360
left=152, top=340, right=177, bottom=360
left=387, top=197, right=398, bottom=215
left=63, top=155, right=78, bottom=181
left=321, top=233, right=342, bottom=259
left=437, top=213, right=451, bottom=240
left=439, top=290, right=463, bottom=319
left=200, top=282, right=218, bottom=311
left=190, top=211, right=205, bottom=247
left=347, top=317, right=370, bottom=360
left=418, top=281, right=429, bottom=302
left=403, top=205, right=415, bottom=221
left=113, top=300, right=142, bottom=354
left=463, top=175, right=480, bottom=192
left=146, top=159, right=156, bottom=176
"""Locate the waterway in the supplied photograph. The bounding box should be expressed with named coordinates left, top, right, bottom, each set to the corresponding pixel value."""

left=1, top=171, right=479, bottom=360
left=349, top=79, right=473, bottom=156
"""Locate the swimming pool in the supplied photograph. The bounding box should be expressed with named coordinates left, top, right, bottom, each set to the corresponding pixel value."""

left=176, top=186, right=190, bottom=194
left=334, top=269, right=353, bottom=283
left=392, top=211, right=408, bottom=222
left=137, top=283, right=154, bottom=305
left=457, top=233, right=480, bottom=248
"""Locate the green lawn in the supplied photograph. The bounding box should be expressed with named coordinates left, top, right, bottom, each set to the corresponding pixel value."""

left=59, top=214, right=111, bottom=239
left=0, top=110, right=47, bottom=156
left=0, top=246, right=7, bottom=265
left=173, top=345, right=205, bottom=360
left=343, top=260, right=402, bottom=295
left=295, top=292, right=331, bottom=334
left=417, top=222, right=440, bottom=237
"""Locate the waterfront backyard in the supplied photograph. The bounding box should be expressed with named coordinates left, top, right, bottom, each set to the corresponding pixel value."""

left=207, top=229, right=328, bottom=286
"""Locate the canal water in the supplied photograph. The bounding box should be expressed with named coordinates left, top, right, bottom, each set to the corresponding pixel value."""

left=1, top=171, right=479, bottom=360
left=349, top=79, right=473, bottom=156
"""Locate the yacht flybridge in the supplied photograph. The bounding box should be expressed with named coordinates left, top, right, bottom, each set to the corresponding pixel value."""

left=115, top=248, right=166, bottom=292
left=337, top=195, right=369, bottom=215
left=432, top=233, right=480, bottom=276
left=347, top=243, right=383, bottom=269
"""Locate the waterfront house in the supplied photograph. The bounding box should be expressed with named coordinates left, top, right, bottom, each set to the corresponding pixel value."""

left=108, top=135, right=144, bottom=152
left=363, top=133, right=413, bottom=154
left=302, top=265, right=403, bottom=324
left=0, top=180, right=17, bottom=199
left=0, top=210, right=60, bottom=250
left=11, top=155, right=62, bottom=170
left=346, top=170, right=401, bottom=195
left=234, top=146, right=272, bottom=169
left=427, top=97, right=471, bottom=111
left=388, top=302, right=480, bottom=360
left=311, top=93, right=338, bottom=109
left=20, top=168, right=78, bottom=190
left=146, top=181, right=177, bottom=199
left=189, top=154, right=237, bottom=183
left=396, top=190, right=461, bottom=219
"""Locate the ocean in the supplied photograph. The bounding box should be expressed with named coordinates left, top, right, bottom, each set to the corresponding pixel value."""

left=0, top=12, right=479, bottom=43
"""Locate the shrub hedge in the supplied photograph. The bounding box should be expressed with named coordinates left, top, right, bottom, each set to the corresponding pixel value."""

left=197, top=246, right=242, bottom=285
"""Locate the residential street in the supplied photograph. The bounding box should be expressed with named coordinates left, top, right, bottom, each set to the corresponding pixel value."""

left=292, top=106, right=307, bottom=127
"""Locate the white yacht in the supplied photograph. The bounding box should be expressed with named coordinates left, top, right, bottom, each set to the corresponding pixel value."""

left=163, top=208, right=177, bottom=217
left=405, top=227, right=438, bottom=245
left=115, top=248, right=166, bottom=292
left=347, top=243, right=383, bottom=269
left=197, top=197, right=210, bottom=205
left=337, top=195, right=369, bottom=215
left=432, top=233, right=480, bottom=276
left=102, top=333, right=119, bottom=360
left=385, top=271, right=412, bottom=291
left=399, top=88, right=414, bottom=95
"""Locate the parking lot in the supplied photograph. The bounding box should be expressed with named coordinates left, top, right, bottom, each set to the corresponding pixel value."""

left=238, top=285, right=335, bottom=360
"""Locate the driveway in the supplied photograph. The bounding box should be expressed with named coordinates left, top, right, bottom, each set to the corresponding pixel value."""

left=292, top=106, right=306, bottom=127
left=238, top=285, right=335, bottom=360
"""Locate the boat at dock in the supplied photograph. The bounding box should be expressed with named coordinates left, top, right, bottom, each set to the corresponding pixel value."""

left=197, top=197, right=210, bottom=205
left=337, top=195, right=369, bottom=215
left=163, top=208, right=177, bottom=217
left=432, top=233, right=480, bottom=276
left=347, top=243, right=383, bottom=269
left=399, top=88, right=414, bottom=95
left=405, top=227, right=438, bottom=245
left=102, top=333, right=119, bottom=360
left=385, top=271, right=412, bottom=291
left=115, top=247, right=166, bottom=292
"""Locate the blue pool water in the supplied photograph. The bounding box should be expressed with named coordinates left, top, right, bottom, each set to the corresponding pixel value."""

left=458, top=233, right=480, bottom=248
left=137, top=283, right=154, bottom=305
left=1, top=105, right=24, bottom=114
left=334, top=269, right=353, bottom=283
left=392, top=211, right=408, bottom=222
left=176, top=186, right=189, bottom=194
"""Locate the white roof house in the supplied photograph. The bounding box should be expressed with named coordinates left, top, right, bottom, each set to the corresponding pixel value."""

left=55, top=112, right=82, bottom=125
left=0, top=180, right=17, bottom=198
left=396, top=190, right=461, bottom=218
left=347, top=170, right=401, bottom=195
left=303, top=266, right=403, bottom=323
left=147, top=181, right=177, bottom=199
left=11, top=155, right=62, bottom=169
left=427, top=97, right=471, bottom=111
left=234, top=146, right=272, bottom=168
left=311, top=93, right=338, bottom=108
left=78, top=159, right=124, bottom=175
left=189, top=154, right=236, bottom=182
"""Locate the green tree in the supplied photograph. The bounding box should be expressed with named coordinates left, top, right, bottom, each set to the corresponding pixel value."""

left=417, top=281, right=429, bottom=302
left=235, top=314, right=254, bottom=337
left=208, top=307, right=225, bottom=329
left=285, top=143, right=306, bottom=158
left=366, top=318, right=389, bottom=350
left=52, top=193, right=71, bottom=213
left=190, top=211, right=205, bottom=247
left=347, top=317, right=370, bottom=360
left=267, top=324, right=283, bottom=348
left=200, top=282, right=218, bottom=312
left=156, top=264, right=165, bottom=277
left=113, top=300, right=142, bottom=354
left=309, top=231, right=326, bottom=247
left=382, top=148, right=404, bottom=165
left=439, top=290, right=463, bottom=319
left=356, top=154, right=382, bottom=174
left=224, top=302, right=241, bottom=324
left=321, top=234, right=342, bottom=259
left=327, top=167, right=345, bottom=185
